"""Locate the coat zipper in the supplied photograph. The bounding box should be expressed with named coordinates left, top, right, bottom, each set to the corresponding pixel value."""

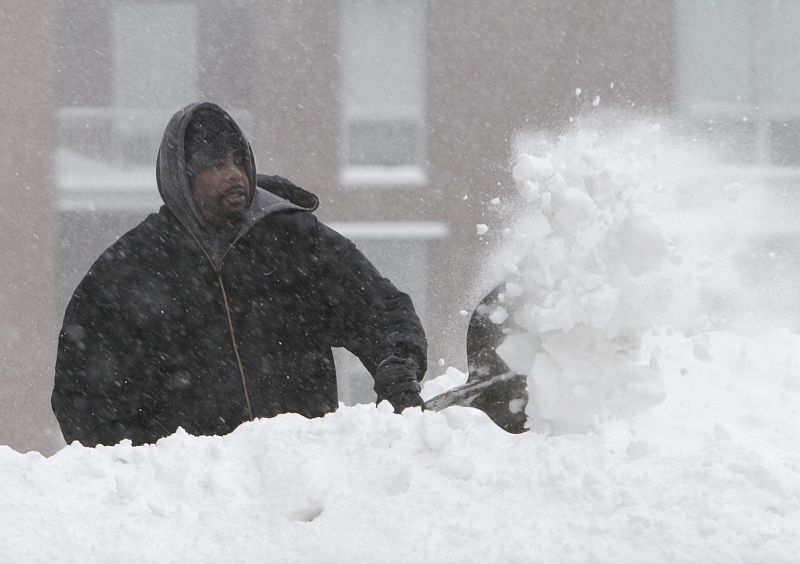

left=217, top=271, right=254, bottom=421
left=189, top=231, right=254, bottom=421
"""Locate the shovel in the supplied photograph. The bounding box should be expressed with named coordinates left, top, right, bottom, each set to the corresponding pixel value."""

left=423, top=285, right=529, bottom=433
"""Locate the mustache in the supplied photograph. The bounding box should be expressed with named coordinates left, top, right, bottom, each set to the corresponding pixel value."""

left=222, top=184, right=249, bottom=197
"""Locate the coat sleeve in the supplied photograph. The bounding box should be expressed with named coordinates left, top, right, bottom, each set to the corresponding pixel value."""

left=312, top=220, right=428, bottom=379
left=51, top=261, right=152, bottom=447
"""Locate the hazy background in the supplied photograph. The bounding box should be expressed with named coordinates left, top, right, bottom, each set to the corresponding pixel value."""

left=2, top=0, right=800, bottom=454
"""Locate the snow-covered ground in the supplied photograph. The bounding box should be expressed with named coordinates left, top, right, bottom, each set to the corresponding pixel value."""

left=4, top=117, right=800, bottom=563
left=3, top=334, right=800, bottom=563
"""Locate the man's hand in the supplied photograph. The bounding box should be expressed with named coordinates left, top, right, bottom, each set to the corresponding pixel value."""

left=385, top=389, right=424, bottom=413
left=374, top=356, right=424, bottom=414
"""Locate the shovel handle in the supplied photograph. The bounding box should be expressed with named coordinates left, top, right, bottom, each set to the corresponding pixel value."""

left=423, top=371, right=518, bottom=412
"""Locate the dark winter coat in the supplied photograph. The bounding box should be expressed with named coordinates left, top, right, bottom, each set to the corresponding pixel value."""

left=52, top=103, right=427, bottom=446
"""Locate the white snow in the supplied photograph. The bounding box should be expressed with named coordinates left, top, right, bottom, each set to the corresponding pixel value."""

left=3, top=333, right=800, bottom=563
left=4, top=115, right=800, bottom=562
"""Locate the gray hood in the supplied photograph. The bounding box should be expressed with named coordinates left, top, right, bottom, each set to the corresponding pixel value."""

left=156, top=102, right=313, bottom=269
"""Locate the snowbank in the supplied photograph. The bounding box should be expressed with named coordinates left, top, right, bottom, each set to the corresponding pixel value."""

left=3, top=329, right=800, bottom=563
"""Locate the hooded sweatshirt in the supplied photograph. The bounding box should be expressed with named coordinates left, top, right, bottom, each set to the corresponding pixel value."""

left=52, top=102, right=427, bottom=446
left=157, top=101, right=310, bottom=269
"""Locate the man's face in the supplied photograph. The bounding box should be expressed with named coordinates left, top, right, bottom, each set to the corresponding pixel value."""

left=190, top=151, right=251, bottom=227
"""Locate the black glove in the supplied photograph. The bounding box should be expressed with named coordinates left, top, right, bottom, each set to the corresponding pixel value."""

left=374, top=356, right=424, bottom=414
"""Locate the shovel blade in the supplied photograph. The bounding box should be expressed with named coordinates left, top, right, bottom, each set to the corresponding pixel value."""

left=425, top=285, right=529, bottom=433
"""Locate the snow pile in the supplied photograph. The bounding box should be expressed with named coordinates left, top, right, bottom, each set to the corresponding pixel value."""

left=4, top=338, right=800, bottom=564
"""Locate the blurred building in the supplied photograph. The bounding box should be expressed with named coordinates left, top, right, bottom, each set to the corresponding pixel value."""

left=3, top=0, right=798, bottom=453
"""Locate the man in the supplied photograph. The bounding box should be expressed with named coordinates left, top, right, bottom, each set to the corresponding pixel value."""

left=52, top=101, right=427, bottom=447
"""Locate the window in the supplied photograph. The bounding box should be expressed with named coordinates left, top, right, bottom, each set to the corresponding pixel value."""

left=57, top=2, right=199, bottom=211
left=112, top=4, right=199, bottom=110
left=340, top=0, right=426, bottom=186
left=678, top=0, right=800, bottom=167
